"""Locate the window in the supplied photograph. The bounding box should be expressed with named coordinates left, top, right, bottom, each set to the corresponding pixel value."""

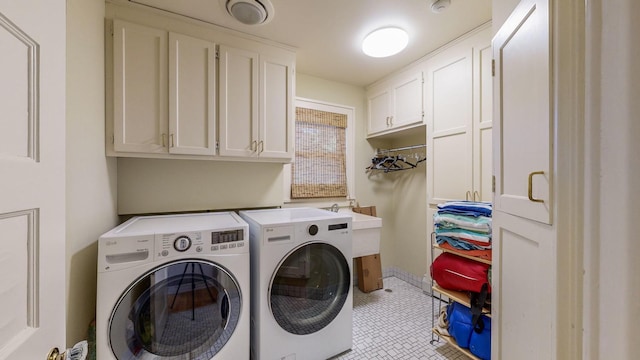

left=284, top=98, right=354, bottom=204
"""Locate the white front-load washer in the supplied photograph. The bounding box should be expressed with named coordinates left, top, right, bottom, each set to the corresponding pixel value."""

left=96, top=212, right=250, bottom=360
left=239, top=208, right=353, bottom=360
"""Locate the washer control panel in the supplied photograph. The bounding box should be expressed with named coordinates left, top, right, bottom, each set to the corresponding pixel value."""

left=156, top=228, right=247, bottom=259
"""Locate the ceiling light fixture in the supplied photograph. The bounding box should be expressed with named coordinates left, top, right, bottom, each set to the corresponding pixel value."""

left=222, top=0, right=275, bottom=25
left=362, top=27, right=409, bottom=58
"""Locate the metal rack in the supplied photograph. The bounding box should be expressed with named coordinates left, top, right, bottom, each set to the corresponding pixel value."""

left=366, top=144, right=426, bottom=173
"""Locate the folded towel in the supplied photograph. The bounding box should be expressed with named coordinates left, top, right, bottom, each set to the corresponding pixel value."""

left=437, top=201, right=492, bottom=217
left=433, top=213, right=492, bottom=233
left=435, top=228, right=492, bottom=244
left=436, top=235, right=492, bottom=250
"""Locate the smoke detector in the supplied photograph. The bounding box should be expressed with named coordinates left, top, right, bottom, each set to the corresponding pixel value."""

left=430, top=0, right=451, bottom=13
left=221, top=0, right=275, bottom=25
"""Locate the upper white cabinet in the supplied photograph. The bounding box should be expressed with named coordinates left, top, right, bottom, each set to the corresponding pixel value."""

left=168, top=32, right=217, bottom=156
left=218, top=46, right=294, bottom=159
left=366, top=70, right=424, bottom=137
left=112, top=20, right=168, bottom=154
left=107, top=16, right=295, bottom=162
left=426, top=26, right=493, bottom=205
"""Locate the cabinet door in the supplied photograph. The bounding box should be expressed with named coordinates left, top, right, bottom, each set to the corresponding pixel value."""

left=366, top=86, right=391, bottom=135
left=258, top=52, right=294, bottom=159
left=472, top=30, right=493, bottom=202
left=391, top=71, right=423, bottom=129
left=218, top=45, right=258, bottom=157
left=493, top=0, right=551, bottom=225
left=113, top=20, right=167, bottom=154
left=168, top=32, right=216, bottom=155
left=426, top=44, right=473, bottom=205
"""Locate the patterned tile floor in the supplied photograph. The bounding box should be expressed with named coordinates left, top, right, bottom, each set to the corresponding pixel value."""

left=331, top=277, right=467, bottom=360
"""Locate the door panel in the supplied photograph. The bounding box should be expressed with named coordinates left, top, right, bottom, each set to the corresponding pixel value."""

left=426, top=45, right=473, bottom=205
left=260, top=53, right=293, bottom=158
left=169, top=32, right=216, bottom=155
left=0, top=1, right=66, bottom=357
left=113, top=20, right=167, bottom=154
left=492, top=211, right=554, bottom=360
left=218, top=45, right=258, bottom=157
left=367, top=88, right=390, bottom=135
left=492, top=0, right=556, bottom=359
left=392, top=71, right=423, bottom=128
left=493, top=0, right=552, bottom=224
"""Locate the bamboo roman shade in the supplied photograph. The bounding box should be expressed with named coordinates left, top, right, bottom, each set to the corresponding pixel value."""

left=291, top=107, right=348, bottom=198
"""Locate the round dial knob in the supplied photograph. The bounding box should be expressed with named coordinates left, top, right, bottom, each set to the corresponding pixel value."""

left=308, top=224, right=319, bottom=236
left=173, top=236, right=191, bottom=252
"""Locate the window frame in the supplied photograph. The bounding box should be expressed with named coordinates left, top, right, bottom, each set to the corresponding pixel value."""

left=283, top=97, right=355, bottom=207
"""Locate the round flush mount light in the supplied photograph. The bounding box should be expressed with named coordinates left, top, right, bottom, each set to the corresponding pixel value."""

left=221, top=0, right=275, bottom=25
left=362, top=27, right=409, bottom=58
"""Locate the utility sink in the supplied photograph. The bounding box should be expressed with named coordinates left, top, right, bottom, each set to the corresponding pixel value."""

left=339, top=209, right=382, bottom=258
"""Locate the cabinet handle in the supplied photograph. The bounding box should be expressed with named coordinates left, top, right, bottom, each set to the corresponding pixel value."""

left=162, top=133, right=167, bottom=147
left=527, top=171, right=545, bottom=203
left=251, top=140, right=257, bottom=152
left=259, top=140, right=264, bottom=154
left=170, top=134, right=175, bottom=148
left=465, top=190, right=471, bottom=201
left=389, top=116, right=393, bottom=126
left=386, top=116, right=390, bottom=126
left=473, top=191, right=480, bottom=202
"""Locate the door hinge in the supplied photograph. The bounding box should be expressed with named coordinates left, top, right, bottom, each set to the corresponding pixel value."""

left=109, top=22, right=114, bottom=37
left=215, top=49, right=220, bottom=60
left=215, top=140, right=219, bottom=152
left=111, top=133, right=115, bottom=144
left=492, top=59, right=495, bottom=77
left=492, top=175, right=496, bottom=192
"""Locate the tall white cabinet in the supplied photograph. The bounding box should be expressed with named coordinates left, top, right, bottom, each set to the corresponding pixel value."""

left=107, top=16, right=295, bottom=162
left=426, top=26, right=493, bottom=206
left=424, top=26, right=492, bottom=251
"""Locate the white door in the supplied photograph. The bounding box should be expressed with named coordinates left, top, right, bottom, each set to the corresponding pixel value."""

left=472, top=35, right=493, bottom=202
left=426, top=44, right=473, bottom=204
left=218, top=45, right=259, bottom=158
left=390, top=71, right=423, bottom=129
left=259, top=52, right=294, bottom=159
left=113, top=20, right=168, bottom=154
left=493, top=0, right=551, bottom=225
left=0, top=0, right=66, bottom=359
left=168, top=32, right=216, bottom=156
left=366, top=86, right=390, bottom=135
left=492, top=0, right=556, bottom=359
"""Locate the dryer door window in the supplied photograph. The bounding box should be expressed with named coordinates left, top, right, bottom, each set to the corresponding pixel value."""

left=269, top=243, right=350, bottom=335
left=108, top=260, right=241, bottom=359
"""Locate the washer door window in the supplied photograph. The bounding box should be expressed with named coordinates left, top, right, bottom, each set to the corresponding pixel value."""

left=109, top=260, right=241, bottom=359
left=270, top=243, right=350, bottom=335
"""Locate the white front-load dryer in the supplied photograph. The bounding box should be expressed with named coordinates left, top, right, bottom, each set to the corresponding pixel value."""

left=96, top=212, right=250, bottom=360
left=239, top=208, right=353, bottom=360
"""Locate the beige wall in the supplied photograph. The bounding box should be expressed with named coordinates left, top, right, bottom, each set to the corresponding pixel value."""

left=66, top=0, right=119, bottom=347
left=117, top=159, right=285, bottom=214
left=492, top=0, right=520, bottom=34
left=296, top=73, right=428, bottom=279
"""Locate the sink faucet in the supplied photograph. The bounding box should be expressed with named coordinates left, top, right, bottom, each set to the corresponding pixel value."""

left=330, top=203, right=339, bottom=212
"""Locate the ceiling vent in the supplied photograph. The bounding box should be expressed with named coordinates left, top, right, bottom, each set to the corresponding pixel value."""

left=221, top=0, right=275, bottom=25
left=430, top=0, right=451, bottom=13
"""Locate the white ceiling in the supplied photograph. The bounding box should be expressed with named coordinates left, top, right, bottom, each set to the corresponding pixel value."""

left=129, top=0, right=492, bottom=87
